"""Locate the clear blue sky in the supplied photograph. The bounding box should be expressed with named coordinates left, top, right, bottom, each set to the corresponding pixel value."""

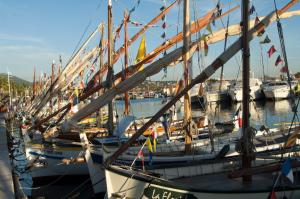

left=0, top=0, right=299, bottom=82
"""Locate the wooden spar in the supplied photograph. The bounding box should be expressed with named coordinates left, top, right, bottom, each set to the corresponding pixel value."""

left=124, top=10, right=130, bottom=115
left=31, top=9, right=300, bottom=130
left=32, top=66, right=36, bottom=99
left=104, top=0, right=298, bottom=165
left=50, top=61, right=55, bottom=114
left=32, top=46, right=99, bottom=116
left=85, top=0, right=180, bottom=90
left=32, top=25, right=102, bottom=117
left=97, top=24, right=105, bottom=127
left=241, top=0, right=252, bottom=183
left=183, top=0, right=193, bottom=153
left=107, top=0, right=114, bottom=134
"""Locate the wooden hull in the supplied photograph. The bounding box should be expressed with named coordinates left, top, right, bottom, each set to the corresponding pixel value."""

left=105, top=165, right=300, bottom=199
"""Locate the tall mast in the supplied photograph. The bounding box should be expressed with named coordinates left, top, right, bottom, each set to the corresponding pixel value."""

left=58, top=56, right=62, bottom=110
left=7, top=70, right=12, bottom=107
left=183, top=0, right=192, bottom=153
left=33, top=66, right=36, bottom=99
left=241, top=0, right=252, bottom=182
left=97, top=24, right=105, bottom=127
left=107, top=0, right=114, bottom=134
left=124, top=10, right=130, bottom=115
left=50, top=60, right=55, bottom=113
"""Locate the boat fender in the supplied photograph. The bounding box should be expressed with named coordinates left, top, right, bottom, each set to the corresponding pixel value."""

left=216, top=144, right=230, bottom=159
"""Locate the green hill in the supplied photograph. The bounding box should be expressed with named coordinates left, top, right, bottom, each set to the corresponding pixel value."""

left=0, top=73, right=31, bottom=95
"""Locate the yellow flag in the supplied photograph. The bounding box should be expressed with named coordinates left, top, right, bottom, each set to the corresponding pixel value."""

left=146, top=138, right=153, bottom=152
left=135, top=36, right=146, bottom=71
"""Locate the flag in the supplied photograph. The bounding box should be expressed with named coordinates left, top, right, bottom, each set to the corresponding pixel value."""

left=137, top=150, right=144, bottom=169
left=267, top=45, right=276, bottom=58
left=281, top=158, right=294, bottom=183
left=204, top=39, right=209, bottom=56
left=151, top=128, right=158, bottom=152
left=254, top=16, right=265, bottom=36
left=275, top=55, right=283, bottom=66
left=79, top=80, right=85, bottom=89
left=161, top=32, right=166, bottom=39
left=211, top=12, right=216, bottom=26
left=162, top=22, right=166, bottom=29
left=146, top=138, right=153, bottom=152
left=206, top=23, right=213, bottom=35
left=260, top=35, right=271, bottom=44
left=249, top=5, right=255, bottom=15
left=268, top=191, right=277, bottom=199
left=280, top=66, right=288, bottom=73
left=135, top=36, right=146, bottom=71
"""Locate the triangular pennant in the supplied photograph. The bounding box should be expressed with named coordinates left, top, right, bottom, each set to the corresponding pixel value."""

left=275, top=55, right=283, bottom=66
left=160, top=6, right=165, bottom=11
left=161, top=32, right=166, bottom=39
left=206, top=23, right=213, bottom=35
left=162, top=14, right=165, bottom=21
left=162, top=22, right=166, bottom=29
left=255, top=17, right=265, bottom=36
left=267, top=45, right=276, bottom=58
left=280, top=66, right=289, bottom=73
left=211, top=12, right=216, bottom=26
left=204, top=39, right=209, bottom=56
left=260, top=35, right=271, bottom=44
left=249, top=5, right=256, bottom=15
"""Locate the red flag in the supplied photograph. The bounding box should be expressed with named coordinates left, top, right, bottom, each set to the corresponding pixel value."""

left=267, top=45, right=276, bottom=58
left=254, top=16, right=265, bottom=36
left=162, top=22, right=166, bottom=29
left=275, top=55, right=283, bottom=66
left=268, top=191, right=277, bottom=199
left=204, top=40, right=209, bottom=56
left=280, top=66, right=288, bottom=73
left=138, top=150, right=144, bottom=168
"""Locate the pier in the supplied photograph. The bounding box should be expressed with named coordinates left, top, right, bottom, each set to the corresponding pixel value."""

left=0, top=113, right=14, bottom=198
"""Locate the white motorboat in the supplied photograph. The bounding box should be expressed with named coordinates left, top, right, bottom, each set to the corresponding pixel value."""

left=263, top=80, right=297, bottom=100
left=228, top=76, right=263, bottom=102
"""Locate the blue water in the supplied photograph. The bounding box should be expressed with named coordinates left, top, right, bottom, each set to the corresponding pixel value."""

left=115, top=98, right=300, bottom=129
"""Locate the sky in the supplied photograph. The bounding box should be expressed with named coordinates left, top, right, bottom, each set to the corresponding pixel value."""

left=0, top=0, right=299, bottom=82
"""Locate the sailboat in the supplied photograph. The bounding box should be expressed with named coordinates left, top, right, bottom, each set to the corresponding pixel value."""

left=103, top=0, right=300, bottom=198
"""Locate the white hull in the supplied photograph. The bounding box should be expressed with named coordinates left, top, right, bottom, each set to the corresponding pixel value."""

left=105, top=165, right=300, bottom=199
left=229, top=87, right=263, bottom=102
left=25, top=145, right=88, bottom=178
left=264, top=88, right=290, bottom=100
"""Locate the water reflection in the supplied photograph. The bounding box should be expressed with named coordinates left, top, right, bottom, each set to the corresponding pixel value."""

left=115, top=98, right=299, bottom=129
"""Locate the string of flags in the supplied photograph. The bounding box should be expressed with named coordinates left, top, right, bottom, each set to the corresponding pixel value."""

left=250, top=2, right=287, bottom=73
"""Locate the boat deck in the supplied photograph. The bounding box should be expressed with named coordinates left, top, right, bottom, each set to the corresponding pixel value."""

left=173, top=169, right=300, bottom=192
left=0, top=114, right=15, bottom=198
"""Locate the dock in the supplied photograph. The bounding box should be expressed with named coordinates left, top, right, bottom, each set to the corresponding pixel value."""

left=0, top=113, right=15, bottom=198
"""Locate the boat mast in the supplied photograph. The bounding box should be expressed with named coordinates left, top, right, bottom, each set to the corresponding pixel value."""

left=241, top=0, right=252, bottom=182
left=124, top=10, right=130, bottom=115
left=97, top=24, right=105, bottom=127
left=32, top=66, right=36, bottom=99
left=183, top=0, right=192, bottom=153
left=50, top=60, right=55, bottom=113
left=58, top=56, right=62, bottom=110
left=107, top=0, right=114, bottom=134
left=7, top=70, right=12, bottom=107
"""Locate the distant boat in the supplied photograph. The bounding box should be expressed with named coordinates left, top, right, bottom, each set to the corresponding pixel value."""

left=228, top=75, right=263, bottom=102
left=263, top=80, right=298, bottom=100
left=205, top=80, right=230, bottom=103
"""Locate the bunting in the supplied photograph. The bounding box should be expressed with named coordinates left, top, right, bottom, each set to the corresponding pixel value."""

left=204, top=39, right=209, bottom=56
left=280, top=66, right=288, bottom=73
left=254, top=16, right=265, bottom=36
left=275, top=55, right=283, bottom=66
left=260, top=35, right=271, bottom=44
left=249, top=5, right=256, bottom=15
left=206, top=23, right=213, bottom=35
left=267, top=45, right=276, bottom=58
left=135, top=36, right=146, bottom=71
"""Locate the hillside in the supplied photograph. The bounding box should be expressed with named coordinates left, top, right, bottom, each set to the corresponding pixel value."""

left=0, top=73, right=31, bottom=95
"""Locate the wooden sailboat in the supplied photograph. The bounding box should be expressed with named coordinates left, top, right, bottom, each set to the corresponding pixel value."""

left=103, top=0, right=300, bottom=198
